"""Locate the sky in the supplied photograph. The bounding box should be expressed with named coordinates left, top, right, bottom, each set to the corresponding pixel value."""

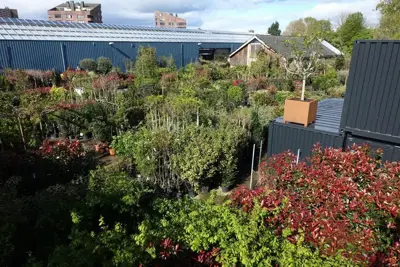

left=2, top=0, right=381, bottom=33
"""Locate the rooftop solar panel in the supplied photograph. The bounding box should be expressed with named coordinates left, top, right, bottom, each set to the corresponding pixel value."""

left=0, top=18, right=254, bottom=43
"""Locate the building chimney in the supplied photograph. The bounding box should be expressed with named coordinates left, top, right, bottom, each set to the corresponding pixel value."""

left=69, top=1, right=75, bottom=11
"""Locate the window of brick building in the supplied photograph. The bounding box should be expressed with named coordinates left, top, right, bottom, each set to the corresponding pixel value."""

left=65, top=14, right=72, bottom=18
left=54, top=14, right=61, bottom=18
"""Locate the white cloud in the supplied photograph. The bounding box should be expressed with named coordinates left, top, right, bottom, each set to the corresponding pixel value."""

left=302, top=0, right=380, bottom=27
left=1, top=0, right=381, bottom=32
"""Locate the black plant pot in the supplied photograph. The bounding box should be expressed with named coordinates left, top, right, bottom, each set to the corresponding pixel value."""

left=85, top=132, right=93, bottom=140
left=201, top=186, right=209, bottom=193
left=221, top=186, right=229, bottom=193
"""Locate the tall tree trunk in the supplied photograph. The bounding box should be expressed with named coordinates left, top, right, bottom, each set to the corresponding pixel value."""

left=301, top=76, right=306, bottom=101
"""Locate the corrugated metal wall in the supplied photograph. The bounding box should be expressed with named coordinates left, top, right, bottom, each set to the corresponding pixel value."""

left=267, top=121, right=344, bottom=160
left=346, top=136, right=400, bottom=162
left=341, top=40, right=400, bottom=144
left=0, top=40, right=241, bottom=72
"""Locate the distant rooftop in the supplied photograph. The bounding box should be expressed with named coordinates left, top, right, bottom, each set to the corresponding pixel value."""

left=275, top=98, right=344, bottom=134
left=49, top=1, right=100, bottom=11
left=0, top=18, right=253, bottom=42
left=256, top=35, right=341, bottom=58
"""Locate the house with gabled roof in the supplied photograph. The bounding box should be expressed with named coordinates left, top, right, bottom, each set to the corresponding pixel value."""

left=228, top=35, right=342, bottom=66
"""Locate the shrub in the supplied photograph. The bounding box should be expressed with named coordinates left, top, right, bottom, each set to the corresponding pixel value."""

left=79, top=58, right=97, bottom=72
left=137, top=193, right=352, bottom=266
left=97, top=57, right=113, bottom=74
left=227, top=85, right=244, bottom=107
left=275, top=91, right=295, bottom=106
left=39, top=139, right=85, bottom=164
left=246, top=77, right=268, bottom=92
left=0, top=75, right=11, bottom=91
left=327, top=85, right=346, bottom=98
left=334, top=56, right=345, bottom=70
left=250, top=90, right=276, bottom=107
left=338, top=70, right=349, bottom=85
left=249, top=51, right=271, bottom=77
left=158, top=55, right=176, bottom=71
left=312, top=67, right=340, bottom=92
left=5, top=69, right=32, bottom=90
left=234, top=145, right=400, bottom=265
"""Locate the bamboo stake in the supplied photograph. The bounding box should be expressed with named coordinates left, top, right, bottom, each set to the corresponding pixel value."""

left=250, top=144, right=255, bottom=189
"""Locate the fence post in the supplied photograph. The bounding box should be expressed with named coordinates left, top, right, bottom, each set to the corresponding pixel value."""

left=250, top=144, right=256, bottom=189
left=258, top=140, right=263, bottom=170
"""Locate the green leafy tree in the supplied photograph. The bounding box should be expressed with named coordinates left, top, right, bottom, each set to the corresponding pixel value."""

left=376, top=0, right=400, bottom=39
left=227, top=85, right=244, bottom=107
left=284, top=18, right=307, bottom=36
left=336, top=12, right=373, bottom=54
left=79, top=58, right=97, bottom=72
left=284, top=36, right=321, bottom=100
left=283, top=17, right=333, bottom=39
left=134, top=46, right=159, bottom=88
left=267, top=21, right=281, bottom=36
left=96, top=57, right=113, bottom=74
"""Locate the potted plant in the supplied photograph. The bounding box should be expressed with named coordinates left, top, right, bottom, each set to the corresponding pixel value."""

left=94, top=142, right=107, bottom=154
left=200, top=186, right=210, bottom=193
left=220, top=174, right=234, bottom=193
left=283, top=37, right=320, bottom=127
left=109, top=146, right=116, bottom=156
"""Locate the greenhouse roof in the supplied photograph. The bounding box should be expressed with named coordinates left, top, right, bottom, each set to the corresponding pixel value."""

left=0, top=18, right=253, bottom=43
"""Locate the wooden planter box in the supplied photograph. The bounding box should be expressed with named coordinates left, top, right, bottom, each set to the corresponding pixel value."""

left=283, top=98, right=318, bottom=127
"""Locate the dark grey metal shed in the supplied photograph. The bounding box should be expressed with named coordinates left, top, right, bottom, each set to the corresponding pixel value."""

left=267, top=40, right=400, bottom=163
left=267, top=99, right=345, bottom=160
left=345, top=136, right=400, bottom=162
left=341, top=40, right=400, bottom=144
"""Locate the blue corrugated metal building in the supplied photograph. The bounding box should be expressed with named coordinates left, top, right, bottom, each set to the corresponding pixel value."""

left=0, top=18, right=254, bottom=72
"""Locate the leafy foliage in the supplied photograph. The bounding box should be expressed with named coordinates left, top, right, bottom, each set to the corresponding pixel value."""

left=235, top=145, right=400, bottom=265
left=336, top=12, right=373, bottom=54
left=312, top=67, right=340, bottom=92
left=97, top=57, right=113, bottom=74
left=268, top=21, right=281, bottom=36
left=79, top=58, right=97, bottom=72
left=0, top=41, right=357, bottom=267
left=137, top=192, right=352, bottom=266
left=376, top=0, right=400, bottom=39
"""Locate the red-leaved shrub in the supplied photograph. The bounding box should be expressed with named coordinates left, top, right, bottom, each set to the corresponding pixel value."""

left=231, top=144, right=400, bottom=265
left=39, top=139, right=86, bottom=165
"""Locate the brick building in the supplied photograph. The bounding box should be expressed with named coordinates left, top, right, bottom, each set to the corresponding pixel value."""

left=48, top=1, right=102, bottom=23
left=0, top=7, right=18, bottom=18
left=154, top=11, right=186, bottom=28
